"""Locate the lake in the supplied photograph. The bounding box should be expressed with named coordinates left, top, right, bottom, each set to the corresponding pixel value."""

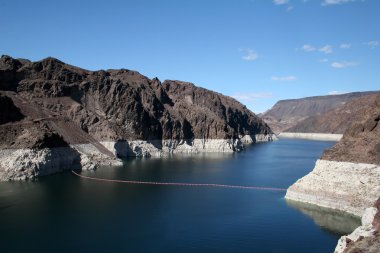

left=0, top=139, right=360, bottom=253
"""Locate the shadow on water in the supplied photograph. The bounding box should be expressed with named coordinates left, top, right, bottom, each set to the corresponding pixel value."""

left=286, top=199, right=361, bottom=236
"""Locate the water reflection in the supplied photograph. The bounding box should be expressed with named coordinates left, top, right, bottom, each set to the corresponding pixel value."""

left=286, top=199, right=361, bottom=235
left=0, top=139, right=344, bottom=253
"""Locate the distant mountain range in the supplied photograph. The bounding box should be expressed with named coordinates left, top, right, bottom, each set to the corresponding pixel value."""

left=261, top=91, right=380, bottom=134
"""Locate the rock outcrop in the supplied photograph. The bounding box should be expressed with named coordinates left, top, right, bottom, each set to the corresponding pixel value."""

left=261, top=91, right=379, bottom=134
left=322, top=95, right=380, bottom=165
left=285, top=94, right=380, bottom=252
left=0, top=55, right=273, bottom=180
left=335, top=199, right=380, bottom=253
left=286, top=159, right=380, bottom=217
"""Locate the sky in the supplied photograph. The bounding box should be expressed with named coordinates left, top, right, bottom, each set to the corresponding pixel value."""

left=1, top=0, right=379, bottom=113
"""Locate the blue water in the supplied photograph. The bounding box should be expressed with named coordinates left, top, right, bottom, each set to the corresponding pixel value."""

left=0, top=139, right=359, bottom=252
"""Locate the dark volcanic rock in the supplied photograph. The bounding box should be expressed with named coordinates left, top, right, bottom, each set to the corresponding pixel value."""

left=0, top=94, right=24, bottom=124
left=162, top=80, right=270, bottom=139
left=0, top=122, right=68, bottom=149
left=262, top=92, right=379, bottom=134
left=0, top=55, right=271, bottom=150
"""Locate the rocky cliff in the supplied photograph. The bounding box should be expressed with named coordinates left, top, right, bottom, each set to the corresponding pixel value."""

left=262, top=92, right=379, bottom=134
left=285, top=94, right=380, bottom=252
left=0, top=55, right=273, bottom=180
left=322, top=94, right=380, bottom=165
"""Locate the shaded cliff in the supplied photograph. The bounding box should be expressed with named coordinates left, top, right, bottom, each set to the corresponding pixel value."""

left=262, top=91, right=379, bottom=134
left=0, top=95, right=24, bottom=124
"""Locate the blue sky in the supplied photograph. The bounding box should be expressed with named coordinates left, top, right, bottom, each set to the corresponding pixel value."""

left=1, top=0, right=379, bottom=113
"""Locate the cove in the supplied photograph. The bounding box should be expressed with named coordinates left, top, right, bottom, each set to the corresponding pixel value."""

left=0, top=139, right=360, bottom=253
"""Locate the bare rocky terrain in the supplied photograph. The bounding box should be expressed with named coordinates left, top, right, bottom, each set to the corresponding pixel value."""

left=0, top=55, right=272, bottom=179
left=262, top=91, right=379, bottom=134
left=287, top=94, right=380, bottom=134
left=337, top=199, right=380, bottom=253
left=285, top=93, right=380, bottom=253
left=322, top=94, right=380, bottom=165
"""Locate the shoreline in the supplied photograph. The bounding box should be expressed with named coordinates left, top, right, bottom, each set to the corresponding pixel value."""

left=101, top=134, right=275, bottom=158
left=285, top=159, right=380, bottom=217
left=285, top=159, right=380, bottom=252
left=278, top=132, right=343, bottom=141
left=0, top=134, right=274, bottom=181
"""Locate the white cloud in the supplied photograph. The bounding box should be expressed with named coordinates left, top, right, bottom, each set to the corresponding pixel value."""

left=271, top=76, right=297, bottom=81
left=340, top=43, right=351, bottom=49
left=320, top=58, right=329, bottom=63
left=328, top=91, right=346, bottom=95
left=331, top=61, right=359, bottom=68
left=241, top=49, right=258, bottom=61
left=319, top=45, right=333, bottom=54
left=287, top=6, right=294, bottom=11
left=232, top=92, right=273, bottom=102
left=301, top=44, right=316, bottom=52
left=322, top=0, right=356, bottom=6
left=365, top=41, right=379, bottom=48
left=273, top=0, right=289, bottom=5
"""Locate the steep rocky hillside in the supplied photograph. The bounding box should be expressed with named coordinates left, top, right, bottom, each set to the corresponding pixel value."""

left=285, top=94, right=380, bottom=253
left=0, top=55, right=271, bottom=154
left=322, top=94, right=380, bottom=165
left=287, top=94, right=380, bottom=134
left=262, top=92, right=379, bottom=133
left=0, top=94, right=24, bottom=124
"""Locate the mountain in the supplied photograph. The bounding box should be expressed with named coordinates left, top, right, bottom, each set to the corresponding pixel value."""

left=285, top=94, right=380, bottom=252
left=286, top=94, right=380, bottom=134
left=0, top=55, right=273, bottom=180
left=322, top=94, right=380, bottom=165
left=261, top=91, right=379, bottom=134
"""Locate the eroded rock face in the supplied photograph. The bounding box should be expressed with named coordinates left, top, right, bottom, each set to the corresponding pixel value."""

left=322, top=94, right=380, bottom=165
left=0, top=55, right=273, bottom=180
left=284, top=94, right=380, bottom=253
left=0, top=55, right=272, bottom=147
left=0, top=122, right=68, bottom=149
left=285, top=159, right=380, bottom=217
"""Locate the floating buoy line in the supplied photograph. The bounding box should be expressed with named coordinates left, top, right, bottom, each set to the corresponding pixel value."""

left=71, top=171, right=287, bottom=192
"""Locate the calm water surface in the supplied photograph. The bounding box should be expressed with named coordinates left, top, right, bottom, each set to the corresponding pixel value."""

left=0, top=139, right=360, bottom=253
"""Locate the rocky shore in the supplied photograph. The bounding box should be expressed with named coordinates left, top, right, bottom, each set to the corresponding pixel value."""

left=100, top=134, right=274, bottom=157
left=278, top=132, right=342, bottom=141
left=334, top=201, right=380, bottom=253
left=285, top=159, right=380, bottom=217
left=285, top=94, right=380, bottom=252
